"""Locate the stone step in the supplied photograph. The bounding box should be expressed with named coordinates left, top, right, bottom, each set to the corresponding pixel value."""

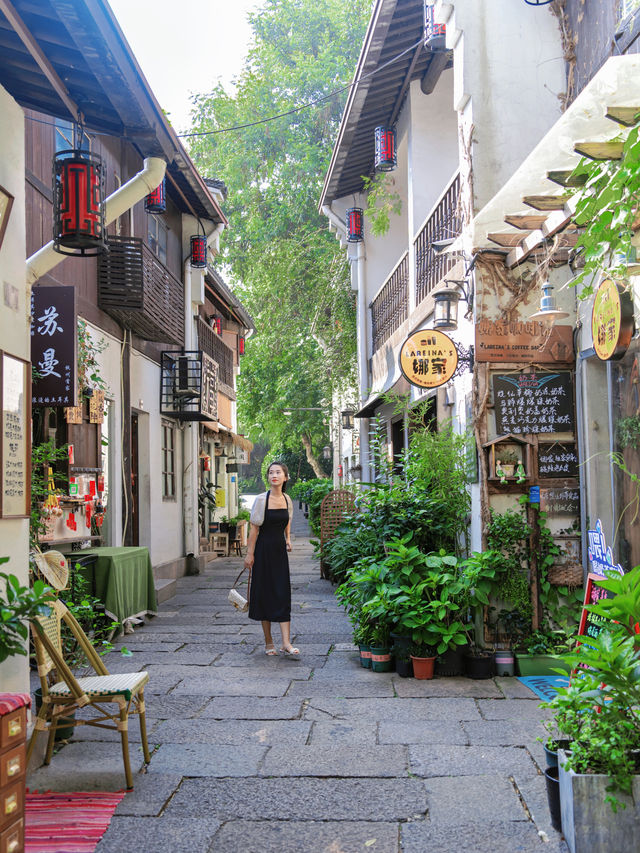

left=155, top=578, right=176, bottom=604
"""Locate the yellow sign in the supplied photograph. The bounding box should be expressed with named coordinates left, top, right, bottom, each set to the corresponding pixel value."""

left=591, top=279, right=633, bottom=361
left=399, top=330, right=458, bottom=388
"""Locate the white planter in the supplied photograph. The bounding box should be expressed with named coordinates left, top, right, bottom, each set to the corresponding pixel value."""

left=558, top=749, right=640, bottom=853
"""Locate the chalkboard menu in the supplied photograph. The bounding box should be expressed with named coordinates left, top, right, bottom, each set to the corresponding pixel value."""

left=538, top=443, right=578, bottom=478
left=1, top=352, right=30, bottom=517
left=540, top=487, right=580, bottom=515
left=493, top=371, right=574, bottom=435
left=578, top=573, right=614, bottom=642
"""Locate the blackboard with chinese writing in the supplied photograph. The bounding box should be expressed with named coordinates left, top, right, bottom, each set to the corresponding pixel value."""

left=538, top=443, right=578, bottom=478
left=540, top=487, right=580, bottom=515
left=578, top=574, right=615, bottom=642
left=493, top=371, right=574, bottom=435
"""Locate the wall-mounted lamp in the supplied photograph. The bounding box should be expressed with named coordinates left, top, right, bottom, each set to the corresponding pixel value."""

left=323, top=445, right=332, bottom=461
left=431, top=278, right=473, bottom=332
left=529, top=282, right=569, bottom=326
left=341, top=410, right=355, bottom=429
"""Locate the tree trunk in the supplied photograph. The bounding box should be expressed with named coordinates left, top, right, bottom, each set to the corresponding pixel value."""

left=301, top=432, right=324, bottom=478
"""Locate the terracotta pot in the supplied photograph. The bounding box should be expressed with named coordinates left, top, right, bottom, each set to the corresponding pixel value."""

left=410, top=654, right=436, bottom=680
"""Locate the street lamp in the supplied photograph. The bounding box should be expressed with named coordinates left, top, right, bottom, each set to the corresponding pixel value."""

left=323, top=445, right=332, bottom=460
left=431, top=278, right=473, bottom=331
left=341, top=410, right=355, bottom=429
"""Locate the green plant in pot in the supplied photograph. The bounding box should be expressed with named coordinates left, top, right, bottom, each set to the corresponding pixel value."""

left=540, top=565, right=640, bottom=852
left=515, top=629, right=572, bottom=676
left=0, top=561, right=55, bottom=663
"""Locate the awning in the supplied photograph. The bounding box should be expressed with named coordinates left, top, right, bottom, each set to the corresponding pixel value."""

left=203, top=421, right=219, bottom=434
left=355, top=394, right=384, bottom=419
left=470, top=56, right=640, bottom=269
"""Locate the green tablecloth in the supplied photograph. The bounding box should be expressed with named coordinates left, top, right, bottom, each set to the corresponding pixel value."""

left=76, top=546, right=158, bottom=625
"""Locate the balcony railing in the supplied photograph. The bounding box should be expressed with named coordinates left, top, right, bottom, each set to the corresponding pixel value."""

left=415, top=173, right=462, bottom=304
left=197, top=317, right=235, bottom=397
left=370, top=252, right=409, bottom=353
left=98, top=236, right=184, bottom=346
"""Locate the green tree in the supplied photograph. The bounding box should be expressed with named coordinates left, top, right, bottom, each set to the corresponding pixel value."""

left=189, top=0, right=369, bottom=471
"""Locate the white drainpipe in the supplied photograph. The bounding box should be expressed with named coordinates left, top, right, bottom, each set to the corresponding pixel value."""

left=26, top=157, right=167, bottom=286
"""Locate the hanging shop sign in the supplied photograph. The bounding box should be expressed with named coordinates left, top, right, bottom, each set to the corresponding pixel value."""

left=537, top=442, right=578, bottom=478
left=475, top=319, right=573, bottom=363
left=399, top=330, right=458, bottom=389
left=89, top=389, right=105, bottom=424
left=31, top=285, right=77, bottom=407
left=591, top=278, right=634, bottom=361
left=492, top=371, right=574, bottom=434
left=1, top=352, right=30, bottom=518
left=587, top=518, right=624, bottom=577
left=539, top=487, right=579, bottom=515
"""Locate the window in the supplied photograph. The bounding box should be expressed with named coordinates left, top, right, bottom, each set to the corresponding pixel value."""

left=148, top=215, right=167, bottom=265
left=162, top=421, right=176, bottom=499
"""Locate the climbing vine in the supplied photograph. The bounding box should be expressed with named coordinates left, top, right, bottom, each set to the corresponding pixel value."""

left=362, top=172, right=402, bottom=237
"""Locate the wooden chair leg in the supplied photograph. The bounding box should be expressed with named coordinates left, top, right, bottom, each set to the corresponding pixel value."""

left=44, top=718, right=56, bottom=766
left=137, top=691, right=150, bottom=763
left=118, top=704, right=133, bottom=790
left=26, top=705, right=48, bottom=766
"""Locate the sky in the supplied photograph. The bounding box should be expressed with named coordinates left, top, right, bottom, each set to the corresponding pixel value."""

left=108, top=0, right=263, bottom=135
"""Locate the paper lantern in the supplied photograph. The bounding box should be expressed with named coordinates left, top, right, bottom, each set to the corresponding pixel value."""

left=144, top=178, right=166, bottom=213
left=346, top=207, right=364, bottom=243
left=53, top=149, right=105, bottom=255
left=191, top=235, right=207, bottom=268
left=374, top=126, right=397, bottom=171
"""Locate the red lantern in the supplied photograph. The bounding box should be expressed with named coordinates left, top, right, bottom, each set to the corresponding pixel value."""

left=346, top=208, right=364, bottom=243
left=238, top=336, right=245, bottom=355
left=144, top=178, right=166, bottom=213
left=338, top=464, right=343, bottom=477
left=212, top=316, right=222, bottom=335
left=424, top=5, right=446, bottom=50
left=53, top=149, right=105, bottom=255
left=191, top=235, right=207, bottom=268
left=374, top=126, right=397, bottom=172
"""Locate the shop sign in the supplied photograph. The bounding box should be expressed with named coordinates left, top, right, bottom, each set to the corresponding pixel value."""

left=539, top=487, right=579, bottom=515
left=201, top=352, right=218, bottom=421
left=537, top=442, right=578, bottom=478
left=475, top=319, right=573, bottom=363
left=591, top=278, right=634, bottom=361
left=399, top=330, right=457, bottom=389
left=31, top=285, right=77, bottom=407
left=587, top=518, right=624, bottom=577
left=578, top=574, right=614, bottom=642
left=493, top=371, right=574, bottom=434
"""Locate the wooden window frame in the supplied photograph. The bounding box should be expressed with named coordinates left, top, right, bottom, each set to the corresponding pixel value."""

left=161, top=420, right=176, bottom=501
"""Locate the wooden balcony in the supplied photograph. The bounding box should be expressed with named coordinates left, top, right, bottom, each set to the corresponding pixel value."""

left=98, top=237, right=184, bottom=346
left=196, top=317, right=236, bottom=398
left=370, top=252, right=409, bottom=353
left=415, top=173, right=462, bottom=304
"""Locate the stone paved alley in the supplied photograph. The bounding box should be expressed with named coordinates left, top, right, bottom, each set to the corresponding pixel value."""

left=28, top=514, right=569, bottom=852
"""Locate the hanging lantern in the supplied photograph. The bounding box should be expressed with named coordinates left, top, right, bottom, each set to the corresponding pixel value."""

left=144, top=178, right=166, bottom=213
left=424, top=4, right=447, bottom=51
left=212, top=316, right=222, bottom=335
left=191, top=234, right=207, bottom=268
left=238, top=336, right=245, bottom=355
left=341, top=410, right=355, bottom=429
left=346, top=207, right=364, bottom=243
left=53, top=148, right=105, bottom=255
left=374, top=126, right=397, bottom=172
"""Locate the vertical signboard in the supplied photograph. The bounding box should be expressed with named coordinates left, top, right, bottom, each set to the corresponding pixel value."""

left=1, top=353, right=30, bottom=517
left=31, top=285, right=77, bottom=407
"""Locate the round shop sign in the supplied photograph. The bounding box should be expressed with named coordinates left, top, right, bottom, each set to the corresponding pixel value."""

left=399, top=329, right=458, bottom=389
left=591, top=278, right=634, bottom=361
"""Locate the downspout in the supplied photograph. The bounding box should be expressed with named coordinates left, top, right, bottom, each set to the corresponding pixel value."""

left=26, top=157, right=167, bottom=285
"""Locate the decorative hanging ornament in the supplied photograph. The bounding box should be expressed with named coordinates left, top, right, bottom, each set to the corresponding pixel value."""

left=212, top=316, right=222, bottom=335
left=346, top=207, right=364, bottom=243
left=53, top=147, right=106, bottom=256
left=191, top=234, right=207, bottom=268
left=144, top=178, right=166, bottom=213
left=374, top=126, right=397, bottom=172
left=238, top=336, right=245, bottom=355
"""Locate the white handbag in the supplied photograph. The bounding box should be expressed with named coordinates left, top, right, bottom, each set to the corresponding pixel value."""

left=228, top=567, right=250, bottom=612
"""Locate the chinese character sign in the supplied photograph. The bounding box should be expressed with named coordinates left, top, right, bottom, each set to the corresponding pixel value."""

left=587, top=518, right=624, bottom=577
left=492, top=371, right=574, bottom=435
left=2, top=353, right=30, bottom=517
left=31, top=285, right=77, bottom=407
left=537, top=443, right=578, bottom=478
left=591, top=279, right=633, bottom=362
left=399, top=330, right=458, bottom=389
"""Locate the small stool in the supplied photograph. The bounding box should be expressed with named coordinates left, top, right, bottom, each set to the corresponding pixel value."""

left=229, top=538, right=242, bottom=556
left=209, top=533, right=228, bottom=556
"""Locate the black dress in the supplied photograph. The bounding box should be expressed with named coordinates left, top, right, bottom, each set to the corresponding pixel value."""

left=248, top=491, right=291, bottom=622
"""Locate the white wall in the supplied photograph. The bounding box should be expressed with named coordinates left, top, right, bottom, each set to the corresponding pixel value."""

left=0, top=87, right=30, bottom=693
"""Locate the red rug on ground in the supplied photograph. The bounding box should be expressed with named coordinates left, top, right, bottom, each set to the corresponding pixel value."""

left=25, top=790, right=126, bottom=853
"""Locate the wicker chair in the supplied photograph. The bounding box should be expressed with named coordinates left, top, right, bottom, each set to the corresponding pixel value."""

left=27, top=598, right=150, bottom=789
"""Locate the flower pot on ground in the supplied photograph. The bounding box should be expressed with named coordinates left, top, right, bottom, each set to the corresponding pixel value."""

left=394, top=656, right=413, bottom=677
left=544, top=765, right=561, bottom=832
left=392, top=641, right=413, bottom=677
left=358, top=644, right=371, bottom=668
left=435, top=645, right=467, bottom=676
left=516, top=629, right=573, bottom=676
left=493, top=648, right=515, bottom=676
left=410, top=652, right=436, bottom=680
left=353, top=623, right=374, bottom=669
left=515, top=652, right=570, bottom=677
left=543, top=738, right=572, bottom=769
left=541, top=566, right=640, bottom=851
left=370, top=646, right=393, bottom=672
left=463, top=650, right=494, bottom=679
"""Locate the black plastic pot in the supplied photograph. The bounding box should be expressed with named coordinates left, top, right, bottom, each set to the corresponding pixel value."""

left=544, top=739, right=572, bottom=768
left=464, top=652, right=494, bottom=679
left=394, top=657, right=413, bottom=678
left=436, top=646, right=467, bottom=676
left=544, top=765, right=561, bottom=831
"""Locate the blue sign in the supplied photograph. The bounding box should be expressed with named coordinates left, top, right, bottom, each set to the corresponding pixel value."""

left=529, top=486, right=540, bottom=504
left=587, top=518, right=624, bottom=577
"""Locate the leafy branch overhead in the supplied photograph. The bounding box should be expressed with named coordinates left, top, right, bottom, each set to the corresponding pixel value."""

left=362, top=172, right=402, bottom=237
left=571, top=121, right=640, bottom=297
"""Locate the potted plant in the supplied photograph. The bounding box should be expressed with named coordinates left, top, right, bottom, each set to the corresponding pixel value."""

left=409, top=641, right=437, bottom=679
left=515, top=629, right=572, bottom=676
left=392, top=640, right=413, bottom=677
left=0, top=561, right=55, bottom=663
left=498, top=448, right=519, bottom=478
left=541, top=566, right=640, bottom=852
left=369, top=621, right=393, bottom=672
left=353, top=622, right=374, bottom=668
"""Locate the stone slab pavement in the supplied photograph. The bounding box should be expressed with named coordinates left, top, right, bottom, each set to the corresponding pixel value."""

left=27, top=515, right=568, bottom=852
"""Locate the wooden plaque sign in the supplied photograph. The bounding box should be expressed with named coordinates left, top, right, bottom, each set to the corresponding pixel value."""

left=89, top=389, right=105, bottom=424
left=537, top=442, right=578, bottom=478
left=540, top=487, right=580, bottom=515
left=475, top=319, right=573, bottom=363
left=493, top=371, right=574, bottom=434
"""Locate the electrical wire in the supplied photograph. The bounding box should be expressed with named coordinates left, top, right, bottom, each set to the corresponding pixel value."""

left=178, top=39, right=424, bottom=138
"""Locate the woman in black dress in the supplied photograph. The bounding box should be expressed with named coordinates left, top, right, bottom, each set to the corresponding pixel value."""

left=244, top=462, right=300, bottom=658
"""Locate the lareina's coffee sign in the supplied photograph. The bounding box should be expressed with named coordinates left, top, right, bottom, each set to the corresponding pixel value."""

left=399, top=330, right=458, bottom=389
left=591, top=278, right=634, bottom=361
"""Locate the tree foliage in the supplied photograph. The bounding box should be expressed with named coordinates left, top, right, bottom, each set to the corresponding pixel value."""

left=189, top=0, right=371, bottom=468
